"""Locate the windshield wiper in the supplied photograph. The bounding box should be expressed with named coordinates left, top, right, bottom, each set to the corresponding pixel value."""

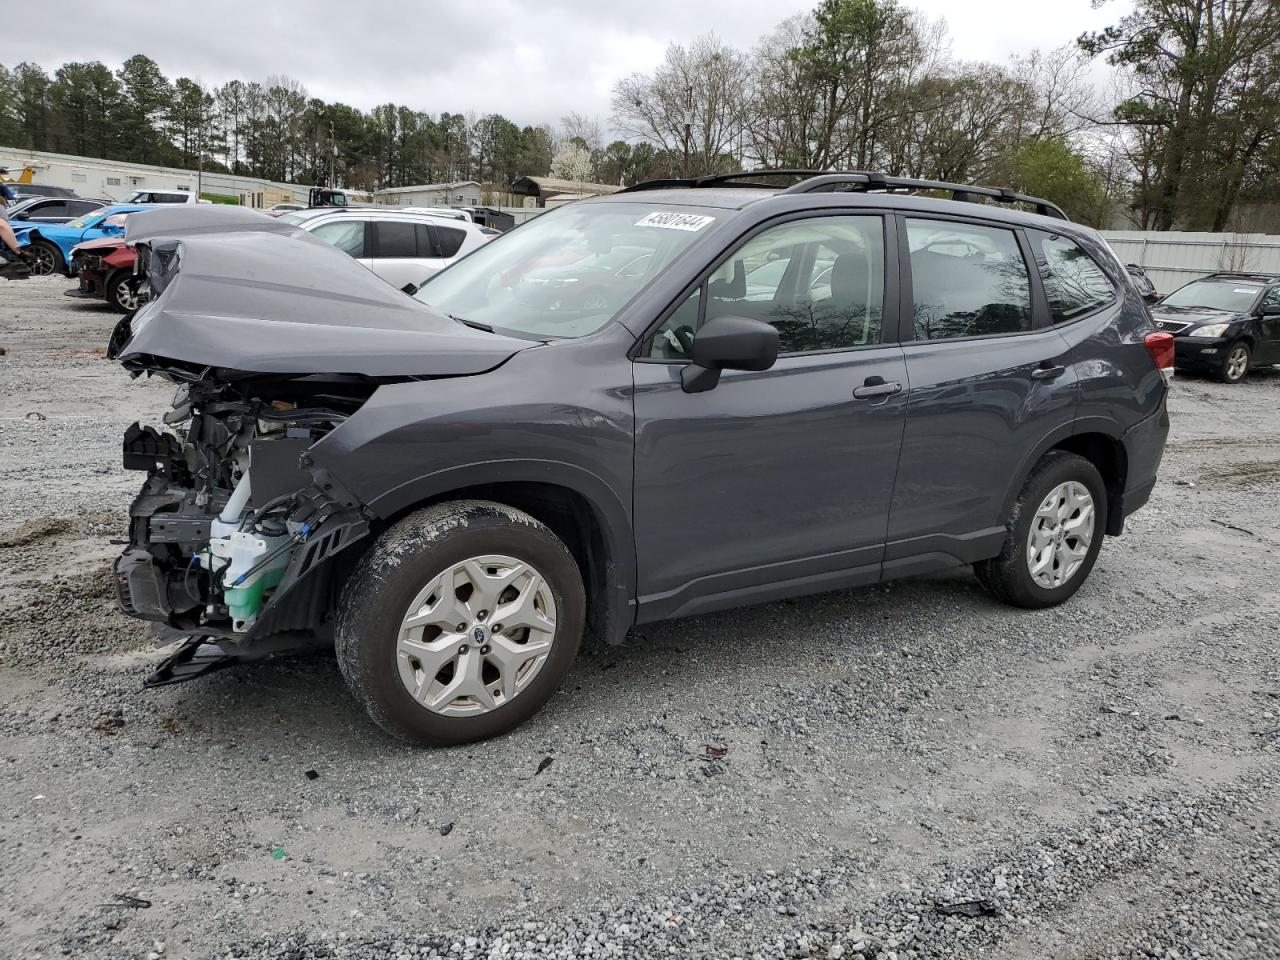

left=448, top=313, right=495, bottom=333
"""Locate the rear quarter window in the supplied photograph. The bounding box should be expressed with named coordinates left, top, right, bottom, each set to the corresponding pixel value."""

left=1033, top=232, right=1115, bottom=322
left=434, top=225, right=467, bottom=258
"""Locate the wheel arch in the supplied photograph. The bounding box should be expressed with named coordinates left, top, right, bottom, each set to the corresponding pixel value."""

left=1004, top=420, right=1129, bottom=538
left=26, top=231, right=65, bottom=271
left=365, top=463, right=636, bottom=645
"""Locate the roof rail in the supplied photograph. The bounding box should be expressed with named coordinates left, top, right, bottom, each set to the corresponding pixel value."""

left=617, top=170, right=830, bottom=193
left=781, top=172, right=1068, bottom=220
left=619, top=169, right=1069, bottom=221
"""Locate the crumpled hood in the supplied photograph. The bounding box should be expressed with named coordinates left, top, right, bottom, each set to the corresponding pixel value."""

left=113, top=228, right=533, bottom=378
left=124, top=203, right=298, bottom=243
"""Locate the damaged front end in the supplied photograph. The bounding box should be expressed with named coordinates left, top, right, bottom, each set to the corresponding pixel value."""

left=114, top=370, right=371, bottom=652
left=106, top=212, right=532, bottom=682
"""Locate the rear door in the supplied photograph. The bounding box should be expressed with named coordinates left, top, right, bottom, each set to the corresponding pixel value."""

left=369, top=219, right=438, bottom=288
left=885, top=214, right=1078, bottom=575
left=631, top=212, right=909, bottom=621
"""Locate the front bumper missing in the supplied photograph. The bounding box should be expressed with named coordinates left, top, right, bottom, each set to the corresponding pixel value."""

left=113, top=502, right=368, bottom=644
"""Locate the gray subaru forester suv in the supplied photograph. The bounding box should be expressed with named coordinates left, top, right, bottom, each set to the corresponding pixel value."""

left=108, top=172, right=1172, bottom=745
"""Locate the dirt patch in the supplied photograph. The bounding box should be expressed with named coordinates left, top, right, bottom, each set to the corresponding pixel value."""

left=0, top=517, right=73, bottom=548
left=1198, top=458, right=1280, bottom=488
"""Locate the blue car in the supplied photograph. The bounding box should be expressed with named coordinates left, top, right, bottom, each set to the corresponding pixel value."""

left=14, top=204, right=153, bottom=276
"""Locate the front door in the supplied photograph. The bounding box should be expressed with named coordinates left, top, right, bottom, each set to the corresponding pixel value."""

left=631, top=213, right=908, bottom=622
left=1259, top=287, right=1280, bottom=364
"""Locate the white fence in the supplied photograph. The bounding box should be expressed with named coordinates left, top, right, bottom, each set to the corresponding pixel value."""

left=1100, top=230, right=1280, bottom=295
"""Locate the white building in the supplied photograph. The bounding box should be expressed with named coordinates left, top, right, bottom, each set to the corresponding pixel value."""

left=373, top=181, right=482, bottom=208
left=0, top=147, right=489, bottom=212
left=0, top=147, right=369, bottom=208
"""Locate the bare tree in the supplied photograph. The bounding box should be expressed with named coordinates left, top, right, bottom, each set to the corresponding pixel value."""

left=611, top=33, right=749, bottom=176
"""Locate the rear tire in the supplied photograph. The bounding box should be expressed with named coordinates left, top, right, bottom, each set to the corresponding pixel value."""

left=335, top=500, right=585, bottom=746
left=105, top=269, right=142, bottom=312
left=27, top=240, right=61, bottom=277
left=974, top=451, right=1108, bottom=609
left=1215, top=340, right=1251, bottom=383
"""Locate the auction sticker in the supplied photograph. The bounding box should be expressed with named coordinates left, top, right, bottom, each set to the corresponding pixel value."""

left=635, top=212, right=716, bottom=231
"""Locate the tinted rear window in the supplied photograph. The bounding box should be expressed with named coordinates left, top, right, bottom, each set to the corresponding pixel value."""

left=435, top=225, right=466, bottom=258
left=374, top=221, right=418, bottom=258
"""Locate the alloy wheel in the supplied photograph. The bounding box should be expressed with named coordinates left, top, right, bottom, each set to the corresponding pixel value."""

left=1226, top=345, right=1249, bottom=381
left=395, top=554, right=558, bottom=717
left=1025, top=481, right=1095, bottom=589
left=28, top=245, right=55, bottom=277
left=115, top=278, right=141, bottom=312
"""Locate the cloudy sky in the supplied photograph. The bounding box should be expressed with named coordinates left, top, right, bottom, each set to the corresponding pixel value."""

left=0, top=0, right=1129, bottom=129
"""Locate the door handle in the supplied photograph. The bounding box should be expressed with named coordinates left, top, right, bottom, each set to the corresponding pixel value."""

left=852, top=376, right=903, bottom=399
left=1031, top=362, right=1066, bottom=380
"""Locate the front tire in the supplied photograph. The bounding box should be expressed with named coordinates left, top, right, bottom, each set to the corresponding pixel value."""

left=27, top=240, right=62, bottom=277
left=335, top=500, right=585, bottom=746
left=974, top=451, right=1107, bottom=609
left=105, top=269, right=142, bottom=312
left=1216, top=340, right=1251, bottom=383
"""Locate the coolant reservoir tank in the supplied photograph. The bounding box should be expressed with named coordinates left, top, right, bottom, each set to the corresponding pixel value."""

left=208, top=530, right=290, bottom=632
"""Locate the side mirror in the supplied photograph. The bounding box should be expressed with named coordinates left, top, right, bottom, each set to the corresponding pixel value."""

left=680, top=315, right=779, bottom=394
left=1260, top=303, right=1280, bottom=317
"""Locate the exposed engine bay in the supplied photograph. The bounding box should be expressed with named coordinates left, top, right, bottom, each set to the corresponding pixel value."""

left=114, top=367, right=372, bottom=647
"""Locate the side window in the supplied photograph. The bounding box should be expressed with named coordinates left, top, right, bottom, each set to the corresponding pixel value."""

left=310, top=220, right=366, bottom=258
left=906, top=218, right=1032, bottom=340
left=647, top=215, right=885, bottom=358
left=30, top=201, right=66, bottom=219
left=1034, top=232, right=1115, bottom=322
left=373, top=220, right=418, bottom=258
left=650, top=288, right=702, bottom=360
left=1262, top=287, right=1280, bottom=310
left=415, top=224, right=436, bottom=257
left=434, top=225, right=467, bottom=258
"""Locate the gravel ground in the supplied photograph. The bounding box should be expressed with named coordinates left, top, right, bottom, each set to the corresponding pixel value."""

left=1, top=274, right=1278, bottom=960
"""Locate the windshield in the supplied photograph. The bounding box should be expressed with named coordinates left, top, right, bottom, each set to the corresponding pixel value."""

left=277, top=211, right=310, bottom=225
left=412, top=202, right=720, bottom=338
left=1162, top=280, right=1260, bottom=312
left=69, top=212, right=111, bottom=229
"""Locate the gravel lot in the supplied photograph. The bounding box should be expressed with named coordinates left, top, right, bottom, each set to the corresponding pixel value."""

left=1, top=274, right=1278, bottom=960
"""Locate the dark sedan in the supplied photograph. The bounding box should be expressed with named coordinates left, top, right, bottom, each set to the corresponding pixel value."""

left=1150, top=272, right=1280, bottom=382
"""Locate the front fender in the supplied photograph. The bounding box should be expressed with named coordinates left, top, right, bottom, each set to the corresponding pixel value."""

left=304, top=340, right=639, bottom=637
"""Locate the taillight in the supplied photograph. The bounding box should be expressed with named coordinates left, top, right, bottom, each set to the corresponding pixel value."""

left=1144, top=332, right=1175, bottom=383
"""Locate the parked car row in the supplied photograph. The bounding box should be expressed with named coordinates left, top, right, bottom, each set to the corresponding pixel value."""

left=19, top=201, right=497, bottom=311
